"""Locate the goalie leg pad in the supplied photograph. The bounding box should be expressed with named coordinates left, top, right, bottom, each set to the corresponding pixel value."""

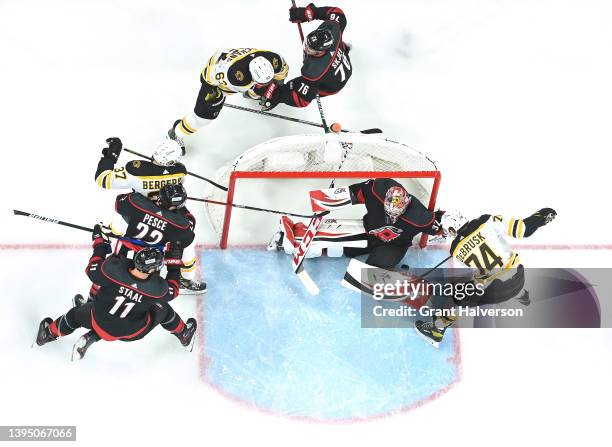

left=278, top=216, right=367, bottom=257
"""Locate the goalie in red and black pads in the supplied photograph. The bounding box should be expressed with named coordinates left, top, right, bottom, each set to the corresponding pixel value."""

left=258, top=3, right=352, bottom=111
left=113, top=183, right=205, bottom=294
left=344, top=179, right=444, bottom=268
left=35, top=225, right=197, bottom=360
left=271, top=178, right=444, bottom=269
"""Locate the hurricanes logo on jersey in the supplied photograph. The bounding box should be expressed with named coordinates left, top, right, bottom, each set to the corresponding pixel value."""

left=369, top=226, right=403, bottom=242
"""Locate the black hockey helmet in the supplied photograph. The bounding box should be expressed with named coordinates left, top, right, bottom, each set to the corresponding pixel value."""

left=158, top=183, right=187, bottom=209
left=305, top=28, right=335, bottom=57
left=133, top=247, right=164, bottom=274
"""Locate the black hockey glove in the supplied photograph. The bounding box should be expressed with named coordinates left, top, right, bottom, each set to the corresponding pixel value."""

left=522, top=208, right=557, bottom=237
left=102, top=137, right=122, bottom=163
left=92, top=224, right=112, bottom=254
left=259, top=83, right=282, bottom=111
left=164, top=241, right=185, bottom=268
left=289, top=3, right=316, bottom=23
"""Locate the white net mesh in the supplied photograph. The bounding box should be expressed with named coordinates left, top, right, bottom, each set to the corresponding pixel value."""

left=204, top=133, right=439, bottom=246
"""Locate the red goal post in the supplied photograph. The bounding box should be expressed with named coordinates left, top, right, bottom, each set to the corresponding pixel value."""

left=203, top=134, right=441, bottom=249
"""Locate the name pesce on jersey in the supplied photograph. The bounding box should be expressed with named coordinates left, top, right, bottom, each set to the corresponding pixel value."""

left=142, top=214, right=168, bottom=231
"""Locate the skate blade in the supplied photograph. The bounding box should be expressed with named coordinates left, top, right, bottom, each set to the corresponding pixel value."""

left=31, top=321, right=47, bottom=349
left=71, top=337, right=88, bottom=361
left=179, top=288, right=207, bottom=296
left=413, top=327, right=440, bottom=349
left=185, top=334, right=196, bottom=352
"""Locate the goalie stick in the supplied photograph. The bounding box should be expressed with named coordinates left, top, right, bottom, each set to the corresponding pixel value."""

left=291, top=140, right=353, bottom=294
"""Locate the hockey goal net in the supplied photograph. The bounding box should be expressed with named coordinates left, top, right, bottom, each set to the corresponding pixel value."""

left=204, top=133, right=441, bottom=249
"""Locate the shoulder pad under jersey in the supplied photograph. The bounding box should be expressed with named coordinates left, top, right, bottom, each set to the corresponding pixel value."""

left=128, top=193, right=192, bottom=230
left=301, top=21, right=343, bottom=81
left=100, top=256, right=169, bottom=299
left=125, top=160, right=187, bottom=177
left=450, top=215, right=491, bottom=253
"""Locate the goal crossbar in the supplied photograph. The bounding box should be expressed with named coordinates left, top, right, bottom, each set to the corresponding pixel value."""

left=220, top=170, right=442, bottom=249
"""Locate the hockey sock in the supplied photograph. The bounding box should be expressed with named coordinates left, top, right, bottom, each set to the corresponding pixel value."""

left=50, top=308, right=82, bottom=337
left=181, top=257, right=197, bottom=280
left=434, top=315, right=457, bottom=332
left=161, top=308, right=186, bottom=334
left=176, top=111, right=213, bottom=137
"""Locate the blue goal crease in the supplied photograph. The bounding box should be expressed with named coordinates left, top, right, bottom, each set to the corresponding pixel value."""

left=199, top=248, right=459, bottom=420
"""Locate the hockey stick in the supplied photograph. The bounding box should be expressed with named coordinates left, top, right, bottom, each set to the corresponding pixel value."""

left=224, top=104, right=382, bottom=134
left=290, top=141, right=353, bottom=294
left=13, top=209, right=98, bottom=234
left=13, top=209, right=166, bottom=251
left=420, top=255, right=453, bottom=279
left=187, top=196, right=316, bottom=219
left=291, top=0, right=330, bottom=133
left=123, top=148, right=228, bottom=192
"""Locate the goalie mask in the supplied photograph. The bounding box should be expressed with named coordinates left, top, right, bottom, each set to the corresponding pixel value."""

left=440, top=210, right=468, bottom=238
left=152, top=140, right=183, bottom=166
left=249, top=56, right=274, bottom=85
left=133, top=247, right=164, bottom=274
left=384, top=186, right=411, bottom=222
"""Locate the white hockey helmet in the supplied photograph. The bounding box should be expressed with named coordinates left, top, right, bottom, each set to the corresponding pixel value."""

left=249, top=56, right=275, bottom=85
left=152, top=140, right=183, bottom=166
left=440, top=210, right=468, bottom=237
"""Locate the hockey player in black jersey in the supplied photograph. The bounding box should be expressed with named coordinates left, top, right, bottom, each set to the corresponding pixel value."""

left=257, top=3, right=352, bottom=111
left=113, top=183, right=206, bottom=294
left=94, top=137, right=201, bottom=291
left=273, top=179, right=444, bottom=269
left=414, top=208, right=557, bottom=348
left=35, top=225, right=197, bottom=360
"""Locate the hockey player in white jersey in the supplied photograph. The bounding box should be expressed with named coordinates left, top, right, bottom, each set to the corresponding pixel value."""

left=95, top=138, right=186, bottom=196
left=414, top=208, right=557, bottom=348
left=94, top=137, right=204, bottom=294
left=168, top=48, right=289, bottom=149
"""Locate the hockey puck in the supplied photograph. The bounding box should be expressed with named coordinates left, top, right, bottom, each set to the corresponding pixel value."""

left=330, top=122, right=342, bottom=133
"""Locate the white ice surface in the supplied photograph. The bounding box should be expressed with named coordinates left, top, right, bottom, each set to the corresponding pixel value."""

left=1, top=1, right=612, bottom=446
